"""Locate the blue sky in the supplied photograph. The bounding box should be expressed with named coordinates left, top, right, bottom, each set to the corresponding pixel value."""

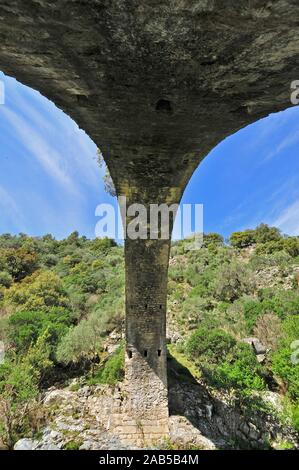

left=1, top=71, right=299, bottom=240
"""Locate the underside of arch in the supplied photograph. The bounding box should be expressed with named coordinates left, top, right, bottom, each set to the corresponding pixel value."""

left=1, top=0, right=299, bottom=445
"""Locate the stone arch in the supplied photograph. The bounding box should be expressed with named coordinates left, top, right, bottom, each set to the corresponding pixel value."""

left=1, top=0, right=299, bottom=445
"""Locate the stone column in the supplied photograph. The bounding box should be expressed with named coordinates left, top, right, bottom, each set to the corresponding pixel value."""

left=107, top=163, right=181, bottom=445
left=116, top=235, right=171, bottom=445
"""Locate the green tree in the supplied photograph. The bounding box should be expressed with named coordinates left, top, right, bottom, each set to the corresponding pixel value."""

left=0, top=332, right=52, bottom=448
left=203, top=233, right=224, bottom=249
left=185, top=327, right=236, bottom=364
left=213, top=343, right=266, bottom=395
left=56, top=313, right=105, bottom=373
left=272, top=315, right=299, bottom=400
left=213, top=262, right=254, bottom=302
left=229, top=230, right=256, bottom=248
left=0, top=246, right=39, bottom=281
left=5, top=270, right=68, bottom=311
left=8, top=308, right=73, bottom=355
left=254, top=223, right=281, bottom=244
left=0, top=271, right=13, bottom=288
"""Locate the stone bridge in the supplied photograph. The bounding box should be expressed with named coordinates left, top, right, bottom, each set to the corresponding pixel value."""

left=1, top=0, right=299, bottom=445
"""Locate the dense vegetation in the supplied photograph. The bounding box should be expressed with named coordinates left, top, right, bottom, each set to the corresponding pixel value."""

left=0, top=224, right=298, bottom=447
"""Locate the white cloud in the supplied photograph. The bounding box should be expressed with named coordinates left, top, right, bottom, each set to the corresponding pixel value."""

left=1, top=107, right=80, bottom=195
left=3, top=75, right=101, bottom=190
left=271, top=198, right=299, bottom=235
left=0, top=72, right=112, bottom=238
left=264, top=129, right=299, bottom=162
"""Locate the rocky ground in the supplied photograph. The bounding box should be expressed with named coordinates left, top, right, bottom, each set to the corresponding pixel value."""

left=13, top=378, right=299, bottom=451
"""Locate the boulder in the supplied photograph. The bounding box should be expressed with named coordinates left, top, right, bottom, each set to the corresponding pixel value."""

left=242, top=337, right=267, bottom=355
left=14, top=438, right=39, bottom=450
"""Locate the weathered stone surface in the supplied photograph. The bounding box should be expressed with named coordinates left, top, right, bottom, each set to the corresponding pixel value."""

left=44, top=388, right=75, bottom=405
left=1, top=1, right=299, bottom=442
left=169, top=416, right=217, bottom=450
left=15, top=381, right=299, bottom=450
left=242, top=337, right=267, bottom=355
left=14, top=438, right=39, bottom=451
left=169, top=381, right=299, bottom=449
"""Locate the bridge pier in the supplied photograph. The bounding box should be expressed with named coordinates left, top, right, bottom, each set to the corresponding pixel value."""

left=120, top=237, right=170, bottom=445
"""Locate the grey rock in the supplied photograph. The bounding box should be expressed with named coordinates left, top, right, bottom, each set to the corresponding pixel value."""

left=252, top=340, right=267, bottom=355
left=256, top=354, right=266, bottom=363
left=14, top=438, right=39, bottom=451
left=79, top=440, right=94, bottom=451
left=40, top=443, right=61, bottom=450
left=242, top=337, right=267, bottom=355
left=78, top=386, right=91, bottom=398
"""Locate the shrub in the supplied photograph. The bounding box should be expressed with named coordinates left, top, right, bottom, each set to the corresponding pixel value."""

left=56, top=313, right=105, bottom=368
left=254, top=224, right=281, bottom=244
left=5, top=271, right=68, bottom=311
left=8, top=308, right=73, bottom=355
left=243, top=300, right=264, bottom=332
left=0, top=246, right=39, bottom=281
left=271, top=316, right=299, bottom=400
left=212, top=343, right=266, bottom=394
left=253, top=313, right=283, bottom=351
left=229, top=230, right=256, bottom=248
left=255, top=237, right=299, bottom=258
left=185, top=327, right=236, bottom=364
left=229, top=224, right=281, bottom=249
left=213, top=262, right=254, bottom=302
left=272, top=346, right=299, bottom=400
left=64, top=439, right=83, bottom=450
left=89, top=237, right=117, bottom=253
left=90, top=344, right=125, bottom=385
left=0, top=333, right=52, bottom=448
left=203, top=233, right=224, bottom=249
left=0, top=271, right=13, bottom=288
left=242, top=291, right=299, bottom=332
left=180, top=296, right=214, bottom=327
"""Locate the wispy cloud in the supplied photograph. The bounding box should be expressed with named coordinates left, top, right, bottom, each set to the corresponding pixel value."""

left=1, top=107, right=80, bottom=195
left=3, top=75, right=101, bottom=190
left=271, top=199, right=299, bottom=235
left=263, top=129, right=299, bottom=162
left=0, top=72, right=111, bottom=238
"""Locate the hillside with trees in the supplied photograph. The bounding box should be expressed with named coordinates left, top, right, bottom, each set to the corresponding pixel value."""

left=0, top=225, right=298, bottom=449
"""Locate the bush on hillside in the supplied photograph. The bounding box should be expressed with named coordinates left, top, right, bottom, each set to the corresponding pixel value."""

left=56, top=313, right=106, bottom=367
left=4, top=270, right=68, bottom=311
left=229, top=224, right=281, bottom=249
left=272, top=315, right=299, bottom=401
left=212, top=262, right=254, bottom=302
left=185, top=327, right=236, bottom=364
left=8, top=308, right=73, bottom=355
left=0, top=332, right=52, bottom=448
left=211, top=343, right=266, bottom=394
left=89, top=344, right=125, bottom=385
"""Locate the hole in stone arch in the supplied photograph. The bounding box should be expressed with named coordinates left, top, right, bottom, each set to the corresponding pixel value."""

left=143, top=350, right=148, bottom=357
left=155, top=99, right=172, bottom=113
left=159, top=304, right=162, bottom=309
left=157, top=349, right=162, bottom=357
left=145, top=304, right=148, bottom=309
left=76, top=94, right=89, bottom=104
left=127, top=350, right=133, bottom=359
